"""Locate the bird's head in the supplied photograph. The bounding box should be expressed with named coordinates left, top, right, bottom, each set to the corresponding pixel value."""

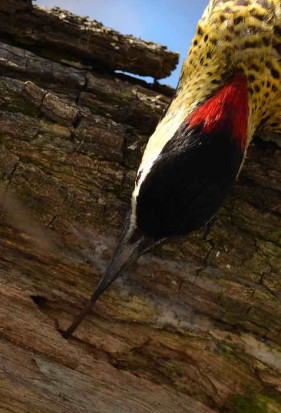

left=63, top=0, right=281, bottom=337
left=132, top=71, right=249, bottom=240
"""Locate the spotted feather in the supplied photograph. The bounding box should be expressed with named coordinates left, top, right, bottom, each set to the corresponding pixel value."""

left=134, top=0, right=281, bottom=203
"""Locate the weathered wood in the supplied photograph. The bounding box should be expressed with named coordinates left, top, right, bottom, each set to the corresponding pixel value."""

left=0, top=0, right=32, bottom=11
left=0, top=0, right=179, bottom=79
left=0, top=3, right=280, bottom=413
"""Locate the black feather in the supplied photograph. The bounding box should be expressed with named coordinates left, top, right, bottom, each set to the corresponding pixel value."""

left=136, top=122, right=243, bottom=240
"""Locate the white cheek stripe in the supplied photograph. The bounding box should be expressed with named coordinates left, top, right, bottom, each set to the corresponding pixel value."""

left=130, top=106, right=190, bottom=226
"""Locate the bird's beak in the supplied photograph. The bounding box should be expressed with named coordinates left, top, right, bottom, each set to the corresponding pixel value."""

left=62, top=214, right=155, bottom=338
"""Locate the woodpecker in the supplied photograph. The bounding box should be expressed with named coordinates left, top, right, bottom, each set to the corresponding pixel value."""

left=63, top=0, right=281, bottom=337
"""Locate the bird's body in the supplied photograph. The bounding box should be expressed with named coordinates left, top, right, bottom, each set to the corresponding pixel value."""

left=133, top=0, right=281, bottom=239
left=63, top=0, right=281, bottom=337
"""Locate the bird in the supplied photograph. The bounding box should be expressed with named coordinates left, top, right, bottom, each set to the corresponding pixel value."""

left=62, top=0, right=281, bottom=338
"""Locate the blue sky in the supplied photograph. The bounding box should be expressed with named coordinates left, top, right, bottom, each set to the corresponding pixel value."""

left=36, top=0, right=209, bottom=87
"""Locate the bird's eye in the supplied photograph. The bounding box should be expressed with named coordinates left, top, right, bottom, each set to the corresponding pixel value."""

left=135, top=170, right=143, bottom=185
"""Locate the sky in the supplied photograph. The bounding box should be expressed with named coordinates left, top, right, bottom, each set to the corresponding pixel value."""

left=36, top=0, right=209, bottom=87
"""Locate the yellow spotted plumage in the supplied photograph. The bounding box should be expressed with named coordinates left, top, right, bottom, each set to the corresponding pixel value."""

left=64, top=0, right=281, bottom=337
left=136, top=0, right=281, bottom=193
left=182, top=0, right=281, bottom=140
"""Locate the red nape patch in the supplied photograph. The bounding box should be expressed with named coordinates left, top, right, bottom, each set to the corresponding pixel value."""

left=187, top=72, right=249, bottom=149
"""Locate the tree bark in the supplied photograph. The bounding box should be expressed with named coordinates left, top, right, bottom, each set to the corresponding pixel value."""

left=0, top=1, right=280, bottom=413
left=0, top=0, right=178, bottom=79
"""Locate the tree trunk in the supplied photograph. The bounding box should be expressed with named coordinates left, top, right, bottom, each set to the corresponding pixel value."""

left=0, top=1, right=280, bottom=413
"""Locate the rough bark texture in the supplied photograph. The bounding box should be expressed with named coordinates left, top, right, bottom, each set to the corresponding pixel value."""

left=0, top=1, right=280, bottom=413
left=0, top=0, right=178, bottom=79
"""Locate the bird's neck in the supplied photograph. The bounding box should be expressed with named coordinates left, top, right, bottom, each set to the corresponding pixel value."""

left=187, top=72, right=249, bottom=150
left=134, top=72, right=249, bottom=199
